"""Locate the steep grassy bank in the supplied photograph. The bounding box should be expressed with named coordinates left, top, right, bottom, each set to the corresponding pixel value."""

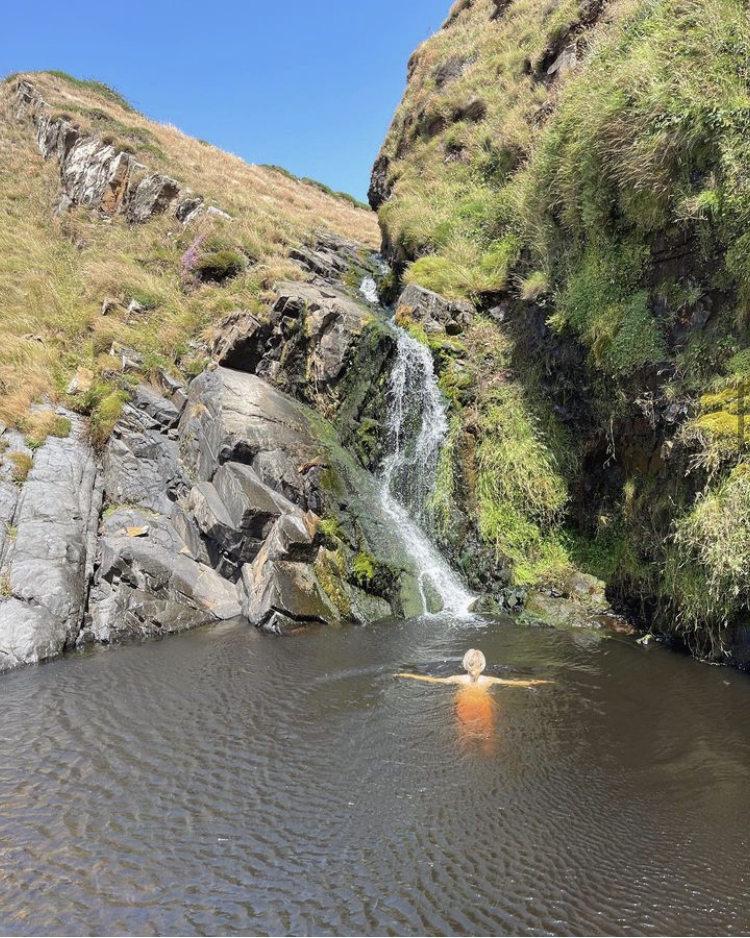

left=0, top=71, right=377, bottom=443
left=374, top=0, right=750, bottom=662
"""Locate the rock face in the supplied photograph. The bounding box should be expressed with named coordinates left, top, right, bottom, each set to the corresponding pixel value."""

left=177, top=365, right=420, bottom=627
left=0, top=414, right=101, bottom=670
left=14, top=80, right=227, bottom=224
left=368, top=154, right=392, bottom=212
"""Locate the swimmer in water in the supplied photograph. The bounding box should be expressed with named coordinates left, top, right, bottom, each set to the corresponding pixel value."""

left=396, top=648, right=550, bottom=688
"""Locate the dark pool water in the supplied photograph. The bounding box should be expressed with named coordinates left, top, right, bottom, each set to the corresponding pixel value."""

left=1, top=615, right=749, bottom=936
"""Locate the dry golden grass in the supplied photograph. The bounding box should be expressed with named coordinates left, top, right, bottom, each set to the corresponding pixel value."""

left=0, top=72, right=378, bottom=431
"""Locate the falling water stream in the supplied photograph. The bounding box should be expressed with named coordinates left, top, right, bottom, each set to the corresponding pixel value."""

left=378, top=329, right=475, bottom=615
left=361, top=273, right=475, bottom=615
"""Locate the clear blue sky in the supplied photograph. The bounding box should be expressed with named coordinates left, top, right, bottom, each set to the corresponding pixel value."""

left=2, top=1, right=449, bottom=202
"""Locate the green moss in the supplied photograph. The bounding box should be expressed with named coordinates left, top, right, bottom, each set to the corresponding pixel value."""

left=318, top=515, right=345, bottom=547
left=352, top=550, right=376, bottom=586
left=314, top=548, right=353, bottom=618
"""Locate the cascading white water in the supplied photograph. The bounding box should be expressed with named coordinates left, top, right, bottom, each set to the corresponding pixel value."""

left=377, top=327, right=475, bottom=616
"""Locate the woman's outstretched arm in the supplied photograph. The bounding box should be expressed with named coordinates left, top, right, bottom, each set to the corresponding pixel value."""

left=485, top=677, right=551, bottom=687
left=395, top=672, right=453, bottom=684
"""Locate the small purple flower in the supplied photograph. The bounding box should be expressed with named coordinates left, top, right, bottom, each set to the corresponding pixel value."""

left=182, top=234, right=205, bottom=276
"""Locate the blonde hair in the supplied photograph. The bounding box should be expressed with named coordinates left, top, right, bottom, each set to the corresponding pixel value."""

left=462, top=648, right=486, bottom=679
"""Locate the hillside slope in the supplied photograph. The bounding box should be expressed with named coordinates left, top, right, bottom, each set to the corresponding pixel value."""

left=0, top=71, right=378, bottom=439
left=372, top=0, right=750, bottom=663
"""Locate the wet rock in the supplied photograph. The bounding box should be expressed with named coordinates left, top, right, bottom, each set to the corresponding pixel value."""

left=522, top=578, right=611, bottom=630
left=127, top=173, right=180, bottom=223
left=395, top=283, right=473, bottom=336
left=239, top=555, right=337, bottom=633
left=211, top=279, right=396, bottom=443
left=469, top=594, right=504, bottom=615
left=178, top=366, right=423, bottom=621
left=271, top=281, right=375, bottom=392
left=0, top=599, right=69, bottom=671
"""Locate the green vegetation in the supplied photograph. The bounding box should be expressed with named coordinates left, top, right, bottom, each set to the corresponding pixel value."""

left=475, top=387, right=570, bottom=584
left=668, top=464, right=750, bottom=650
left=8, top=451, right=33, bottom=483
left=45, top=71, right=137, bottom=113
left=382, top=0, right=750, bottom=374
left=194, top=250, right=247, bottom=284
left=375, top=0, right=750, bottom=651
left=261, top=164, right=370, bottom=211
left=352, top=550, right=376, bottom=586
left=25, top=412, right=72, bottom=448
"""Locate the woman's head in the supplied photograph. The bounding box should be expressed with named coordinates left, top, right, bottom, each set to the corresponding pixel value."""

left=462, top=648, right=486, bottom=681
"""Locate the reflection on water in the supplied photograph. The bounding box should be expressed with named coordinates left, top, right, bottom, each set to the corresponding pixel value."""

left=454, top=685, right=499, bottom=755
left=1, top=614, right=750, bottom=936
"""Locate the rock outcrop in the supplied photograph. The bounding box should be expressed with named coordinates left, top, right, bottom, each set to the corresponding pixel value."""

left=14, top=80, right=226, bottom=225
left=0, top=414, right=101, bottom=670
left=211, top=270, right=396, bottom=464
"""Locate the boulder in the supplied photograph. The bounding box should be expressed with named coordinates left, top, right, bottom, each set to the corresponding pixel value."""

left=211, top=310, right=273, bottom=372
left=178, top=367, right=422, bottom=622
left=239, top=555, right=337, bottom=633
left=127, top=173, right=180, bottom=223
left=179, top=367, right=324, bottom=504
left=60, top=138, right=132, bottom=213
left=0, top=599, right=69, bottom=671
left=176, top=193, right=204, bottom=224
left=209, top=280, right=395, bottom=442
left=395, top=283, right=473, bottom=336
left=271, top=281, right=372, bottom=390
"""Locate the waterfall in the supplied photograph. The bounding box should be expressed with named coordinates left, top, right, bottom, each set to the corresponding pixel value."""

left=377, top=327, right=475, bottom=616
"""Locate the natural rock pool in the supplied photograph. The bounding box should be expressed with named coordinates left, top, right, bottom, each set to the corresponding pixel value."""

left=1, top=614, right=749, bottom=937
